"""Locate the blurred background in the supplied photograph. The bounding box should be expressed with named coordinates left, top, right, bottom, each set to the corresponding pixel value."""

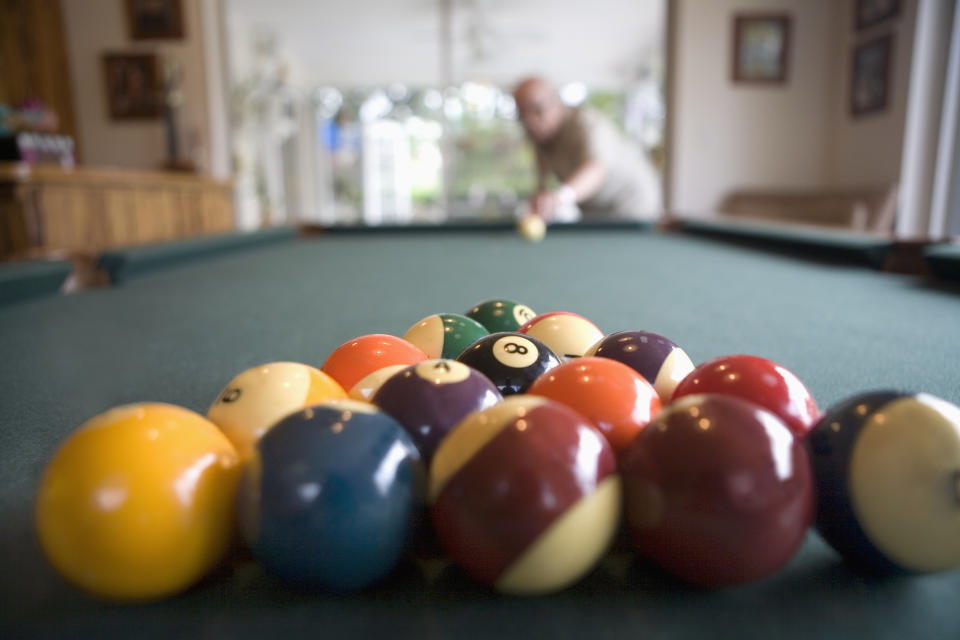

left=1, top=0, right=958, bottom=260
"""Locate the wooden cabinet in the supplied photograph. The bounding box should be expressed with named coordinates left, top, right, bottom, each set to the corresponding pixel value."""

left=0, top=163, right=234, bottom=258
left=0, top=0, right=78, bottom=155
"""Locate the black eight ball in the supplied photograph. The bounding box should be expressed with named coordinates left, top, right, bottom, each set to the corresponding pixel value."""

left=456, top=332, right=561, bottom=396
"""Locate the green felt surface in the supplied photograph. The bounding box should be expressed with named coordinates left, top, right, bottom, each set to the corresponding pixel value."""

left=924, top=243, right=960, bottom=281
left=0, top=259, right=70, bottom=306
left=2, top=230, right=960, bottom=639
left=97, top=226, right=298, bottom=284
left=681, top=218, right=895, bottom=268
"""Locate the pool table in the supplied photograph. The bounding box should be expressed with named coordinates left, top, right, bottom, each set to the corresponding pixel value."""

left=2, top=226, right=959, bottom=639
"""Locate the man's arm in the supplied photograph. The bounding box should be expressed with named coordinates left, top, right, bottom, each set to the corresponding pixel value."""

left=533, top=157, right=606, bottom=220
left=534, top=148, right=549, bottom=193
left=561, top=158, right=606, bottom=203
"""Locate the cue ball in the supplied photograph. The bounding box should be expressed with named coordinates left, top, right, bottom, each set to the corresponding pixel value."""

left=519, top=311, right=604, bottom=361
left=465, top=299, right=538, bottom=333
left=517, top=214, right=546, bottom=242
left=237, top=400, right=424, bottom=591
left=35, top=403, right=241, bottom=601
left=671, top=354, right=819, bottom=438
left=456, top=332, right=561, bottom=396
left=807, top=391, right=960, bottom=574
left=207, top=362, right=347, bottom=459
left=527, top=356, right=661, bottom=451
left=321, top=334, right=428, bottom=393
left=430, top=396, right=620, bottom=594
left=372, top=359, right=502, bottom=461
left=586, top=330, right=695, bottom=404
left=620, top=394, right=814, bottom=587
left=403, top=313, right=490, bottom=360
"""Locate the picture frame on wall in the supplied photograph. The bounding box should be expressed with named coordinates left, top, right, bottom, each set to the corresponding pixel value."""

left=851, top=35, right=893, bottom=117
left=854, top=0, right=900, bottom=31
left=732, top=14, right=791, bottom=84
left=103, top=53, right=162, bottom=120
left=126, top=0, right=184, bottom=40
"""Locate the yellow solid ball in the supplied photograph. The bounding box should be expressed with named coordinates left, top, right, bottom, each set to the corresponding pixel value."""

left=35, top=403, right=241, bottom=601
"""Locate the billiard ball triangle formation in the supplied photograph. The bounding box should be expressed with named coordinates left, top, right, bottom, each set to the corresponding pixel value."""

left=34, top=298, right=960, bottom=601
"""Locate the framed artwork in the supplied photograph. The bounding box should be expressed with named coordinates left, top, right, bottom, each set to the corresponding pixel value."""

left=851, top=35, right=893, bottom=116
left=102, top=53, right=162, bottom=120
left=855, top=0, right=900, bottom=31
left=126, top=0, right=184, bottom=40
left=732, top=14, right=791, bottom=84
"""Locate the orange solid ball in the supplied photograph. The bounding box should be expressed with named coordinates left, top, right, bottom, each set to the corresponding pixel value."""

left=321, top=334, right=428, bottom=392
left=528, top=357, right=662, bottom=451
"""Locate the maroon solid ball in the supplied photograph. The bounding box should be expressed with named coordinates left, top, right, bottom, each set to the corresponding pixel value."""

left=670, top=354, right=819, bottom=438
left=620, top=393, right=814, bottom=587
left=372, top=359, right=502, bottom=462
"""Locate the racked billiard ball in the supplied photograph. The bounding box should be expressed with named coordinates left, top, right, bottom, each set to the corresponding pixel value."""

left=403, top=313, right=490, bottom=359
left=586, top=330, right=695, bottom=404
left=456, top=332, right=560, bottom=396
left=35, top=403, right=240, bottom=601
left=465, top=299, right=537, bottom=333
left=519, top=311, right=603, bottom=361
left=208, top=362, right=347, bottom=459
left=430, top=396, right=620, bottom=594
left=620, top=394, right=814, bottom=587
left=321, top=334, right=428, bottom=395
left=527, top=356, right=661, bottom=450
left=807, top=391, right=960, bottom=574
left=348, top=364, right=407, bottom=402
left=373, top=359, right=502, bottom=461
left=671, top=354, right=819, bottom=438
left=237, top=401, right=424, bottom=591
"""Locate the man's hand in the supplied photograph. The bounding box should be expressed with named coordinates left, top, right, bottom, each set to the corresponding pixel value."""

left=532, top=185, right=578, bottom=222
left=532, top=190, right=559, bottom=221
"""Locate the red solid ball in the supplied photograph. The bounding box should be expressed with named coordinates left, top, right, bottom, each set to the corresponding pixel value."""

left=670, top=354, right=818, bottom=438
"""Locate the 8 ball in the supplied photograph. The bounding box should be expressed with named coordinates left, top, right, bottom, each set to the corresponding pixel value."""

left=456, top=332, right=560, bottom=396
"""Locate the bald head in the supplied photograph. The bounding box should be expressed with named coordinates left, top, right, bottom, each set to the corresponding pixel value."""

left=513, top=76, right=566, bottom=143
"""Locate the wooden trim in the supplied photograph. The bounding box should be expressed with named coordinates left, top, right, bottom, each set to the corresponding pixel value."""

left=732, top=13, right=792, bottom=85
left=0, top=163, right=231, bottom=189
left=0, top=164, right=235, bottom=258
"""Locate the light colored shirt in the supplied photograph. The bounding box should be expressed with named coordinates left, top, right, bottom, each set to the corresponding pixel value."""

left=537, top=107, right=662, bottom=219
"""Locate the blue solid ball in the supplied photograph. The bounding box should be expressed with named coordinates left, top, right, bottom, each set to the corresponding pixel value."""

left=238, top=401, right=425, bottom=591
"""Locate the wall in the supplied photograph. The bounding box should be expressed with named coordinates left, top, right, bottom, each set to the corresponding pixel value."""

left=670, top=0, right=837, bottom=215
left=61, top=0, right=212, bottom=171
left=826, top=0, right=917, bottom=187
